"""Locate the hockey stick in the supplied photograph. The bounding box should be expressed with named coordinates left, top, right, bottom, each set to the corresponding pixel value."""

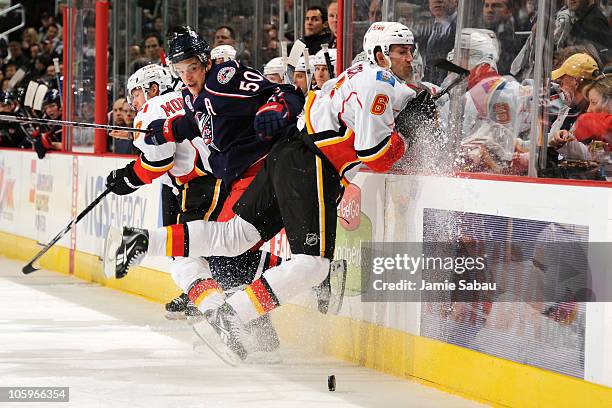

left=285, top=40, right=306, bottom=86
left=303, top=48, right=313, bottom=92
left=321, top=44, right=336, bottom=79
left=431, top=59, right=470, bottom=101
left=0, top=114, right=148, bottom=134
left=22, top=187, right=113, bottom=274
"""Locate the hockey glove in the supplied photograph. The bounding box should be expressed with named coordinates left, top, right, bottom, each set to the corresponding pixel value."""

left=254, top=101, right=289, bottom=141
left=32, top=130, right=55, bottom=159
left=106, top=161, right=144, bottom=195
left=395, top=90, right=437, bottom=141
left=145, top=115, right=200, bottom=145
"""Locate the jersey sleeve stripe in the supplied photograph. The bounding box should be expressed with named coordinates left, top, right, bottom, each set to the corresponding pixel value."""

left=356, top=135, right=392, bottom=162
left=314, top=129, right=354, bottom=148
left=204, top=84, right=253, bottom=99
left=203, top=179, right=222, bottom=221
left=304, top=91, right=317, bottom=134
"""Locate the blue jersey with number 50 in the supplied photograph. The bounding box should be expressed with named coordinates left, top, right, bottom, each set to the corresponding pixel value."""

left=182, top=60, right=304, bottom=186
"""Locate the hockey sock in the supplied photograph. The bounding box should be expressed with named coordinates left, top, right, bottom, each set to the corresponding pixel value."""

left=188, top=278, right=226, bottom=312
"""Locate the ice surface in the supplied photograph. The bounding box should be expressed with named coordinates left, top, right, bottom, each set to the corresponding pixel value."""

left=0, top=257, right=487, bottom=407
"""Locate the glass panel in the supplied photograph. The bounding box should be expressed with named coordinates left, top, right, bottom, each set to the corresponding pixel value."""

left=66, top=1, right=97, bottom=152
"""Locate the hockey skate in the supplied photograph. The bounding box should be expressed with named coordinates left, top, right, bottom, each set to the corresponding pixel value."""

left=165, top=293, right=190, bottom=320
left=185, top=302, right=204, bottom=323
left=242, top=313, right=283, bottom=364
left=314, top=259, right=347, bottom=315
left=192, top=303, right=258, bottom=366
left=103, top=226, right=149, bottom=279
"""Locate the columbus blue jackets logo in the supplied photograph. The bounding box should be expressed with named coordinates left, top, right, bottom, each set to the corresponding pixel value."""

left=196, top=112, right=214, bottom=145
left=217, top=67, right=236, bottom=84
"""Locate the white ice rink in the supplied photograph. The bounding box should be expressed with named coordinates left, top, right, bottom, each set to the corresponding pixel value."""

left=0, top=257, right=487, bottom=408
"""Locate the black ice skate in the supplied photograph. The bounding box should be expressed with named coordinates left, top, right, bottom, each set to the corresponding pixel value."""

left=192, top=303, right=257, bottom=366
left=165, top=293, right=190, bottom=320
left=103, top=226, right=149, bottom=279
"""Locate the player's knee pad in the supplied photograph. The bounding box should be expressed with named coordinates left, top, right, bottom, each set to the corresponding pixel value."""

left=169, top=257, right=211, bottom=292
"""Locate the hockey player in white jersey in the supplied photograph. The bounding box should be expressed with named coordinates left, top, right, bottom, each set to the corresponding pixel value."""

left=108, top=22, right=433, bottom=363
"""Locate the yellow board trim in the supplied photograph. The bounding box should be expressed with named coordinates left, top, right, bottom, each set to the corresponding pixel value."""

left=1, top=230, right=610, bottom=408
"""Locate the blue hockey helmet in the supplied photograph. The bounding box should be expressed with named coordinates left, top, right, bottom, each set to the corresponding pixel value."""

left=166, top=26, right=211, bottom=69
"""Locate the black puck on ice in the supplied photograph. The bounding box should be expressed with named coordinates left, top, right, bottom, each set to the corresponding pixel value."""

left=328, top=374, right=336, bottom=391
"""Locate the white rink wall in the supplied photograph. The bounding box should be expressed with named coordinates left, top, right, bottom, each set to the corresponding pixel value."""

left=1, top=149, right=611, bottom=389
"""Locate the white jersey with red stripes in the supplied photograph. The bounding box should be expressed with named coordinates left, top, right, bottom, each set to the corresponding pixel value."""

left=301, top=61, right=416, bottom=178
left=132, top=90, right=212, bottom=184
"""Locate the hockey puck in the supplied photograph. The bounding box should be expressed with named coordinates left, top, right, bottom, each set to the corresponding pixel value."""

left=327, top=374, right=336, bottom=391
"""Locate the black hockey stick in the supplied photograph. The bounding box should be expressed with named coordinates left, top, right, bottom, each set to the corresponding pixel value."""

left=431, top=59, right=470, bottom=101
left=22, top=187, right=113, bottom=274
left=0, top=114, right=148, bottom=134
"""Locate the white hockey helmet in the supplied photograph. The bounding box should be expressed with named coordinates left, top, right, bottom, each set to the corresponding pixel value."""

left=263, top=57, right=285, bottom=76
left=448, top=28, right=500, bottom=70
left=126, top=64, right=173, bottom=110
left=211, top=44, right=237, bottom=62
left=295, top=56, right=315, bottom=73
left=363, top=21, right=414, bottom=65
left=314, top=48, right=337, bottom=69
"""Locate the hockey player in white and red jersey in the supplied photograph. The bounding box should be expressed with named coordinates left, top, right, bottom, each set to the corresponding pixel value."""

left=108, top=22, right=433, bottom=362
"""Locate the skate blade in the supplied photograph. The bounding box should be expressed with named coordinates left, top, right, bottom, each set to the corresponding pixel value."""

left=191, top=322, right=241, bottom=367
left=103, top=227, right=122, bottom=279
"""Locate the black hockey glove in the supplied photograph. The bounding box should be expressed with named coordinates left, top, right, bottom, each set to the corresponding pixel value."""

left=106, top=161, right=144, bottom=195
left=145, top=115, right=200, bottom=145
left=254, top=101, right=289, bottom=141
left=395, top=90, right=437, bottom=141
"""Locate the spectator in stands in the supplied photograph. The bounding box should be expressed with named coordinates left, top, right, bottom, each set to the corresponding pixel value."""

left=368, top=0, right=382, bottom=23
left=46, top=23, right=61, bottom=48
left=515, top=0, right=536, bottom=32
left=572, top=75, right=612, bottom=145
left=29, top=44, right=41, bottom=61
left=41, top=39, right=60, bottom=61
left=565, top=0, right=612, bottom=63
left=32, top=89, right=63, bottom=159
left=424, top=0, right=458, bottom=85
left=108, top=97, right=133, bottom=154
left=214, top=26, right=237, bottom=47
left=302, top=6, right=333, bottom=55
left=7, top=41, right=29, bottom=70
left=38, top=12, right=61, bottom=41
left=213, top=25, right=251, bottom=66
left=3, top=62, right=17, bottom=80
left=548, top=53, right=602, bottom=160
left=143, top=32, right=162, bottom=65
left=283, top=0, right=295, bottom=41
left=21, top=28, right=40, bottom=55
left=327, top=1, right=338, bottom=48
left=481, top=0, right=522, bottom=75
